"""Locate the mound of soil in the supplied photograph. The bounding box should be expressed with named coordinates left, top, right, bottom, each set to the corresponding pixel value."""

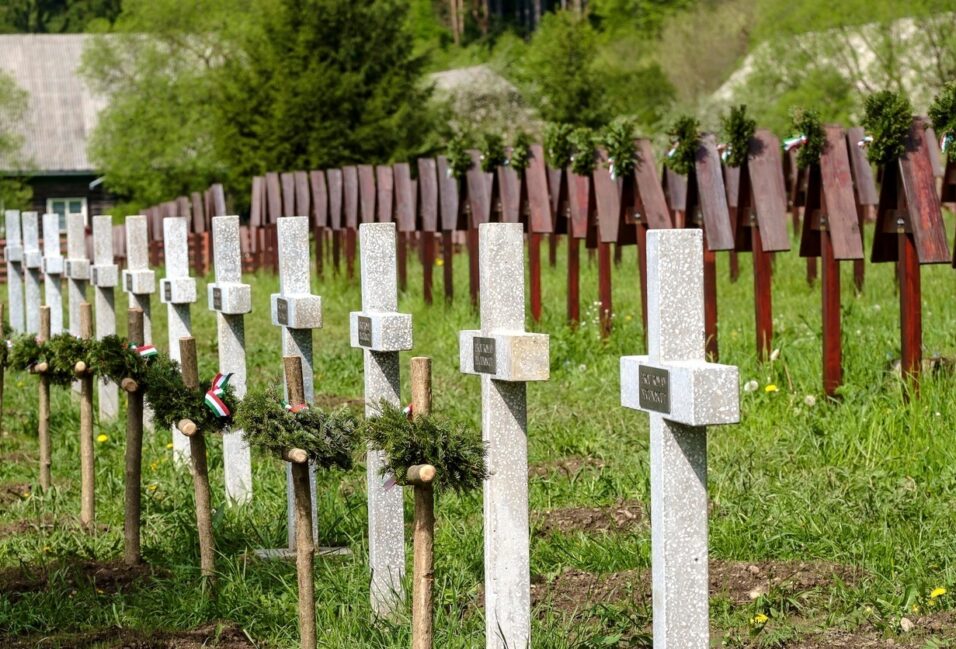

left=528, top=455, right=606, bottom=478
left=0, top=560, right=162, bottom=601
left=3, top=622, right=255, bottom=648
left=533, top=501, right=645, bottom=535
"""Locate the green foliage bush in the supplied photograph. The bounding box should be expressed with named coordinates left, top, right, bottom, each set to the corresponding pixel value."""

left=791, top=108, right=826, bottom=169
left=509, top=132, right=531, bottom=171
left=446, top=135, right=472, bottom=179
left=600, top=118, right=638, bottom=178
left=479, top=133, right=506, bottom=172
left=929, top=83, right=956, bottom=162
left=665, top=115, right=700, bottom=176
left=569, top=128, right=597, bottom=176
left=862, top=90, right=913, bottom=164
left=544, top=123, right=574, bottom=169
left=721, top=105, right=756, bottom=168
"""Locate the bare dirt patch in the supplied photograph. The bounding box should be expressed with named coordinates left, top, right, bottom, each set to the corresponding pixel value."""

left=533, top=501, right=645, bottom=535
left=0, top=481, right=32, bottom=504
left=0, top=560, right=162, bottom=601
left=313, top=393, right=365, bottom=411
left=528, top=455, right=606, bottom=478
left=3, top=622, right=256, bottom=648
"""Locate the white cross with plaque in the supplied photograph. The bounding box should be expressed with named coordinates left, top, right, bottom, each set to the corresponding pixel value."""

left=41, top=213, right=64, bottom=335
left=4, top=210, right=24, bottom=333
left=459, top=222, right=549, bottom=649
left=91, top=215, right=120, bottom=420
left=208, top=215, right=253, bottom=504
left=620, top=229, right=739, bottom=649
left=349, top=222, right=412, bottom=617
left=122, top=215, right=155, bottom=344
left=21, top=212, right=42, bottom=334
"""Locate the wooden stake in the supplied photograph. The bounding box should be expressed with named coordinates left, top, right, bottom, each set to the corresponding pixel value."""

left=636, top=222, right=649, bottom=339
left=441, top=231, right=454, bottom=302
left=124, top=307, right=145, bottom=566
left=821, top=225, right=842, bottom=397
left=752, top=227, right=773, bottom=361
left=853, top=203, right=866, bottom=293
left=598, top=242, right=612, bottom=338
left=529, top=233, right=542, bottom=322
left=398, top=231, right=408, bottom=293
left=37, top=305, right=51, bottom=490
left=284, top=355, right=316, bottom=649
left=899, top=231, right=921, bottom=390
left=548, top=233, right=558, bottom=267
left=79, top=303, right=94, bottom=528
left=410, top=357, right=434, bottom=649
left=421, top=232, right=435, bottom=305
left=0, top=302, right=5, bottom=436
left=345, top=227, right=356, bottom=281
left=703, top=244, right=718, bottom=361
left=567, top=236, right=580, bottom=325
left=467, top=225, right=479, bottom=307
left=332, top=230, right=342, bottom=275
left=179, top=336, right=216, bottom=582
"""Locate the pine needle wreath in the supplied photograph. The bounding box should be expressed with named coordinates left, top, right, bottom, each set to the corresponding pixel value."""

left=929, top=82, right=956, bottom=162
left=600, top=118, right=638, bottom=178
left=234, top=389, right=360, bottom=470
left=0, top=320, right=12, bottom=369
left=666, top=115, right=701, bottom=176
left=446, top=135, right=472, bottom=180
left=721, top=104, right=756, bottom=168
left=363, top=401, right=487, bottom=493
left=44, top=334, right=98, bottom=387
left=569, top=127, right=597, bottom=176
left=93, top=335, right=151, bottom=386
left=791, top=108, right=826, bottom=169
left=509, top=132, right=532, bottom=172
left=862, top=90, right=913, bottom=165
left=144, top=355, right=237, bottom=435
left=544, top=123, right=574, bottom=169
left=479, top=133, right=506, bottom=172
left=8, top=335, right=43, bottom=373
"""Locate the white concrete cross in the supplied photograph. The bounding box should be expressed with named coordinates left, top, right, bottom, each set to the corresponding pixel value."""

left=4, top=210, right=24, bottom=334
left=208, top=215, right=253, bottom=504
left=21, top=212, right=42, bottom=334
left=162, top=217, right=198, bottom=464
left=459, top=222, right=550, bottom=649
left=620, top=229, right=739, bottom=649
left=41, top=213, right=64, bottom=335
left=349, top=222, right=412, bottom=617
left=270, top=216, right=323, bottom=550
left=91, top=216, right=120, bottom=420
left=122, top=215, right=155, bottom=344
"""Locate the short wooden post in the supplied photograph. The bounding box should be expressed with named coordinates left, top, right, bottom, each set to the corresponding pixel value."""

left=598, top=242, right=613, bottom=337
left=529, top=233, right=542, bottom=322
left=899, top=231, right=921, bottom=388
left=752, top=227, right=773, bottom=360
left=178, top=336, right=216, bottom=583
left=37, top=305, right=51, bottom=490
left=410, top=356, right=434, bottom=649
left=78, top=303, right=94, bottom=528
left=821, top=225, right=842, bottom=396
left=284, top=355, right=316, bottom=649
left=421, top=233, right=435, bottom=305
left=0, top=302, right=6, bottom=435
left=567, top=235, right=580, bottom=325
left=441, top=231, right=454, bottom=302
left=124, top=307, right=145, bottom=566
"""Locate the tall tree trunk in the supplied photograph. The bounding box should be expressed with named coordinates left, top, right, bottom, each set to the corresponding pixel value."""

left=449, top=0, right=460, bottom=44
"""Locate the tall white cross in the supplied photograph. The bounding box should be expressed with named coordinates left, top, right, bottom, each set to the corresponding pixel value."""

left=91, top=215, right=119, bottom=420
left=21, top=212, right=42, bottom=334
left=620, top=229, right=739, bottom=649
left=349, top=222, right=412, bottom=617
left=41, top=213, right=64, bottom=335
left=208, top=215, right=254, bottom=504
left=271, top=216, right=323, bottom=550
left=459, top=222, right=550, bottom=649
left=4, top=210, right=24, bottom=333
left=122, top=215, right=155, bottom=344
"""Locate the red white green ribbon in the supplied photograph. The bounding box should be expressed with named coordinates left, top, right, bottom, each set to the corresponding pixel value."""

left=783, top=135, right=807, bottom=152
left=204, top=372, right=233, bottom=418
left=858, top=135, right=873, bottom=149
left=131, top=344, right=158, bottom=358
left=403, top=404, right=413, bottom=418
left=282, top=400, right=309, bottom=414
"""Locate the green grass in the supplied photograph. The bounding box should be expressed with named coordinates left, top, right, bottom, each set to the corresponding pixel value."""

left=2, top=221, right=956, bottom=647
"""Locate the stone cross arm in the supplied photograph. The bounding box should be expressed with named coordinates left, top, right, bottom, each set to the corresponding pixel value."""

left=349, top=311, right=411, bottom=352
left=64, top=213, right=89, bottom=280
left=122, top=215, right=155, bottom=295
left=620, top=356, right=738, bottom=426
left=42, top=213, right=64, bottom=275
left=271, top=216, right=322, bottom=329
left=459, top=330, right=549, bottom=382
left=91, top=215, right=118, bottom=288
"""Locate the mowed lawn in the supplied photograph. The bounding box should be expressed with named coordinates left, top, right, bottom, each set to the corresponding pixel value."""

left=2, top=218, right=956, bottom=648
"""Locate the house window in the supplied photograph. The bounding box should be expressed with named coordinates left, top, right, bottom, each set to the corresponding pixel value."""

left=46, top=198, right=88, bottom=231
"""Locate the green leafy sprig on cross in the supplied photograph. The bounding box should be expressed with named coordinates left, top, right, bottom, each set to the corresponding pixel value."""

left=861, top=90, right=913, bottom=165
left=721, top=104, right=756, bottom=169
left=544, top=123, right=574, bottom=169
left=569, top=127, right=597, bottom=176
left=600, top=118, right=638, bottom=179
left=665, top=115, right=701, bottom=176
left=790, top=108, right=826, bottom=169
left=929, top=82, right=956, bottom=163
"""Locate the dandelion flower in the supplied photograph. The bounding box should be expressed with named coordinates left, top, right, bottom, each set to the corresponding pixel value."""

left=166, top=443, right=174, bottom=449
left=743, top=380, right=759, bottom=393
left=435, top=258, right=444, bottom=267
left=750, top=613, right=769, bottom=626
left=764, top=384, right=779, bottom=393
left=147, top=484, right=157, bottom=492
left=804, top=395, right=816, bottom=407
left=931, top=587, right=947, bottom=599
left=96, top=434, right=108, bottom=443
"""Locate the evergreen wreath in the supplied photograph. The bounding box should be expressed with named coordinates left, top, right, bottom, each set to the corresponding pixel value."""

left=234, top=389, right=360, bottom=469
left=928, top=82, right=956, bottom=162
left=544, top=123, right=574, bottom=169
left=665, top=115, right=701, bottom=176
left=721, top=104, right=756, bottom=168
left=44, top=334, right=99, bottom=387
left=568, top=127, right=597, bottom=176
left=8, top=334, right=42, bottom=373
left=600, top=118, right=638, bottom=178
left=861, top=90, right=913, bottom=165
left=446, top=135, right=472, bottom=180
left=509, top=132, right=532, bottom=171
left=363, top=401, right=487, bottom=493
left=143, top=355, right=238, bottom=435
left=94, top=335, right=152, bottom=386
left=479, top=133, right=506, bottom=172
left=790, top=108, right=826, bottom=169
left=0, top=320, right=13, bottom=369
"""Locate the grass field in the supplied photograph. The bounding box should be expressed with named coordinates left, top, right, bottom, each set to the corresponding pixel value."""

left=2, top=221, right=956, bottom=648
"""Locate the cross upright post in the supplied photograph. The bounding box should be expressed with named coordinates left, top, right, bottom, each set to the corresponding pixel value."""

left=208, top=215, right=253, bottom=504
left=271, top=216, right=324, bottom=551
left=459, top=222, right=550, bottom=649
left=122, top=215, right=155, bottom=344
left=4, top=210, right=24, bottom=334
left=21, top=212, right=42, bottom=334
left=91, top=216, right=120, bottom=420
left=41, top=213, right=64, bottom=335
left=620, top=229, right=740, bottom=648
left=162, top=216, right=198, bottom=463
left=349, top=222, right=413, bottom=617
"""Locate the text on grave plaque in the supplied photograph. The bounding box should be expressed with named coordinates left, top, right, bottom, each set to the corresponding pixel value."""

left=639, top=365, right=670, bottom=414
left=164, top=282, right=171, bottom=301
left=473, top=337, right=497, bottom=374
left=212, top=287, right=222, bottom=310
left=357, top=316, right=372, bottom=347
left=276, top=298, right=288, bottom=326
left=125, top=274, right=132, bottom=291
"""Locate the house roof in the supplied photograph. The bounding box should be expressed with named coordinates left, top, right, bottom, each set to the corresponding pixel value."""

left=0, top=34, right=105, bottom=175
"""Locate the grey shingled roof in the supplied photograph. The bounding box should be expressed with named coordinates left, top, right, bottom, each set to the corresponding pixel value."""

left=0, top=34, right=105, bottom=174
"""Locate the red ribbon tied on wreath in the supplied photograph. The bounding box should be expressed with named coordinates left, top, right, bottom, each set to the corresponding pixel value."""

left=204, top=372, right=233, bottom=418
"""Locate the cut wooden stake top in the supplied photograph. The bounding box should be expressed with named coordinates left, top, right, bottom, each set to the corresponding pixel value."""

left=177, top=419, right=198, bottom=436
left=406, top=464, right=436, bottom=486
left=74, top=361, right=87, bottom=377
left=282, top=448, right=308, bottom=464
left=33, top=362, right=48, bottom=374
left=121, top=378, right=139, bottom=393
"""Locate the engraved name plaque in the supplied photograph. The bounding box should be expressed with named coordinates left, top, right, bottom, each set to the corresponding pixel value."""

left=638, top=365, right=670, bottom=414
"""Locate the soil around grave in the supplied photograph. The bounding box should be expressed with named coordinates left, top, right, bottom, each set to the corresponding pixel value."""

left=313, top=393, right=365, bottom=411
left=533, top=500, right=645, bottom=535
left=528, top=455, right=606, bottom=478
left=0, top=481, right=32, bottom=504
left=0, top=559, right=164, bottom=601
left=2, top=622, right=256, bottom=648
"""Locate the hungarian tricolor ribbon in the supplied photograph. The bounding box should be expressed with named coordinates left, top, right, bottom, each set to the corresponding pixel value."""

left=403, top=403, right=413, bottom=419
left=130, top=343, right=158, bottom=358
left=282, top=400, right=309, bottom=414
left=203, top=372, right=233, bottom=418
left=942, top=133, right=953, bottom=153
left=783, top=134, right=807, bottom=152
left=858, top=135, right=873, bottom=149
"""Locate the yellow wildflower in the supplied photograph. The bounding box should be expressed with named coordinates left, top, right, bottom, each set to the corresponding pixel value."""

left=911, top=603, right=921, bottom=614
left=764, top=384, right=779, bottom=393
left=166, top=443, right=174, bottom=450
left=931, top=587, right=947, bottom=599
left=147, top=484, right=157, bottom=492
left=96, top=434, right=108, bottom=443
left=750, top=613, right=769, bottom=626
left=435, top=258, right=444, bottom=267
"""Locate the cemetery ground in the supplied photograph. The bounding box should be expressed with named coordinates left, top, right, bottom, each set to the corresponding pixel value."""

left=3, top=224, right=956, bottom=648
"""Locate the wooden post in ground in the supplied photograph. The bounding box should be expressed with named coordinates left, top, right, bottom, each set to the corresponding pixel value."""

left=177, top=336, right=216, bottom=583
left=123, top=308, right=145, bottom=566
left=0, top=302, right=5, bottom=435
left=283, top=355, right=316, bottom=649
left=409, top=356, right=435, bottom=649
left=78, top=303, right=94, bottom=528
left=37, top=305, right=51, bottom=490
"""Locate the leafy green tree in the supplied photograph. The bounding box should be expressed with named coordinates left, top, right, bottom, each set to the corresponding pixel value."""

left=0, top=0, right=121, bottom=33
left=0, top=71, right=31, bottom=208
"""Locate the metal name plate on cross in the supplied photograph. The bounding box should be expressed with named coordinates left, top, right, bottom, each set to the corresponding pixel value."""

left=91, top=216, right=120, bottom=420
left=122, top=215, right=156, bottom=344
left=459, top=222, right=549, bottom=649
left=348, top=222, right=413, bottom=617
left=620, top=229, right=739, bottom=649
left=41, top=213, right=64, bottom=336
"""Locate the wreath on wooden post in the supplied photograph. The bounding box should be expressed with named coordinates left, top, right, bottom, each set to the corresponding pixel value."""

left=665, top=115, right=701, bottom=176
left=789, top=108, right=826, bottom=169
left=568, top=127, right=597, bottom=176
left=861, top=90, right=913, bottom=165
left=721, top=104, right=756, bottom=169
left=600, top=118, right=638, bottom=179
